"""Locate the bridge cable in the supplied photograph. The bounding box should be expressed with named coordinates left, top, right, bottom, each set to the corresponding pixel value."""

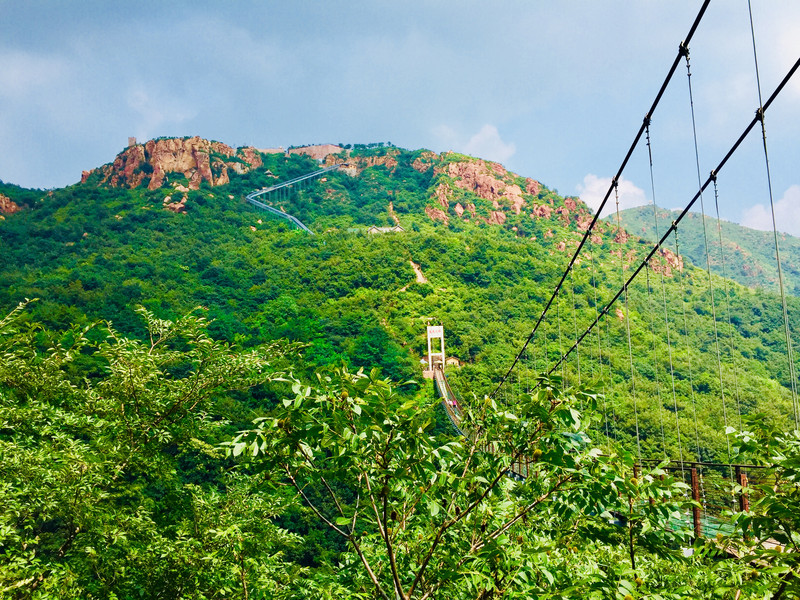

left=590, top=248, right=610, bottom=439
left=711, top=176, right=744, bottom=429
left=489, top=0, right=712, bottom=398
left=645, top=263, right=668, bottom=458
left=570, top=267, right=582, bottom=387
left=748, top=0, right=800, bottom=428
left=557, top=298, right=566, bottom=389
left=615, top=182, right=643, bottom=461
left=646, top=122, right=686, bottom=473
left=674, top=226, right=702, bottom=464
left=536, top=55, right=800, bottom=410
left=606, top=292, right=618, bottom=440
left=683, top=45, right=733, bottom=472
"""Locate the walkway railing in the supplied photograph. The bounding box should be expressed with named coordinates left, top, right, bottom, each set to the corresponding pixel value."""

left=244, top=163, right=347, bottom=234
left=432, top=368, right=774, bottom=539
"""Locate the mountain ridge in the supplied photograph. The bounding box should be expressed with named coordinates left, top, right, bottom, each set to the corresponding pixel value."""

left=612, top=205, right=800, bottom=295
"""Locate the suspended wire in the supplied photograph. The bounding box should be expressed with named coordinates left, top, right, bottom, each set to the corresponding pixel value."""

left=557, top=297, right=566, bottom=389
left=711, top=176, right=744, bottom=428
left=570, top=267, right=582, bottom=386
left=539, top=55, right=800, bottom=393
left=590, top=249, right=610, bottom=439
left=606, top=295, right=618, bottom=441
left=683, top=44, right=732, bottom=467
left=674, top=227, right=702, bottom=463
left=646, top=122, right=685, bottom=472
left=645, top=264, right=667, bottom=458
left=615, top=182, right=642, bottom=461
left=489, top=0, right=712, bottom=398
left=748, top=0, right=800, bottom=428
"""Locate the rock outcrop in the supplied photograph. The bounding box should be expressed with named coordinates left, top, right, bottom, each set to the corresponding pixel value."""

left=84, top=137, right=264, bottom=191
left=0, top=194, right=21, bottom=214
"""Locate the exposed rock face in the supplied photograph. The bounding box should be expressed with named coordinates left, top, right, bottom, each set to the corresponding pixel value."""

left=289, top=144, right=342, bottom=161
left=486, top=210, right=506, bottom=225
left=425, top=205, right=449, bottom=225
left=0, top=194, right=21, bottom=214
left=443, top=160, right=516, bottom=206
left=337, top=152, right=399, bottom=176
left=84, top=137, right=264, bottom=191
left=530, top=204, right=552, bottom=219
left=650, top=247, right=683, bottom=276
left=412, top=151, right=437, bottom=172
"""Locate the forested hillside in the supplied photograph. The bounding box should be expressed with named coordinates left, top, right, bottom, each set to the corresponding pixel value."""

left=2, top=139, right=800, bottom=598
left=614, top=205, right=800, bottom=296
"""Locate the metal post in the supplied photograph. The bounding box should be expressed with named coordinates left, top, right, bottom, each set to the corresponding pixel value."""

left=736, top=466, right=749, bottom=512
left=691, top=465, right=702, bottom=539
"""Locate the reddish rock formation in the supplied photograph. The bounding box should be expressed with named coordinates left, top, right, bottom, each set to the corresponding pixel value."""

left=289, top=144, right=342, bottom=161
left=412, top=151, right=437, bottom=172
left=338, top=153, right=399, bottom=177
left=454, top=202, right=465, bottom=217
left=614, top=228, right=630, bottom=244
left=433, top=183, right=450, bottom=209
left=650, top=247, right=684, bottom=276
left=486, top=210, right=506, bottom=225
left=530, top=204, right=552, bottom=219
left=525, top=178, right=540, bottom=196
left=575, top=210, right=593, bottom=232
left=0, top=194, right=21, bottom=214
left=84, top=136, right=265, bottom=191
left=425, top=205, right=449, bottom=225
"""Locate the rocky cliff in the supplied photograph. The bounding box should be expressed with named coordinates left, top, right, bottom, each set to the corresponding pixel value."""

left=0, top=194, right=21, bottom=214
left=82, top=136, right=264, bottom=191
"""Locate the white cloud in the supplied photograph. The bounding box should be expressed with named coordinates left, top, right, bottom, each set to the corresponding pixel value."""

left=741, top=185, right=800, bottom=236
left=0, top=50, right=71, bottom=99
left=576, top=174, right=648, bottom=216
left=431, top=123, right=516, bottom=164
left=127, top=84, right=198, bottom=142
left=462, top=124, right=516, bottom=164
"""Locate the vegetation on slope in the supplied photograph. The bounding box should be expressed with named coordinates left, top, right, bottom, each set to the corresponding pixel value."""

left=613, top=205, right=800, bottom=296
left=1, top=141, right=800, bottom=596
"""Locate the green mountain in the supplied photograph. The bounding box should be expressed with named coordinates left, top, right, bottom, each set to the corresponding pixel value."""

left=2, top=138, right=800, bottom=597
left=2, top=137, right=798, bottom=461
left=612, top=205, right=800, bottom=296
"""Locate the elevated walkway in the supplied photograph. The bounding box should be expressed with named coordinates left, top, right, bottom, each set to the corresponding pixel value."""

left=245, top=163, right=347, bottom=234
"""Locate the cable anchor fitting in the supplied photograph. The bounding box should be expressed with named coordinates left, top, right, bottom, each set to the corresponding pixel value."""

left=709, top=170, right=717, bottom=183
left=679, top=41, right=690, bottom=58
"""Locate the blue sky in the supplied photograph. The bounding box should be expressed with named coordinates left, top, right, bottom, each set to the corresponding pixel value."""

left=1, top=1, right=799, bottom=233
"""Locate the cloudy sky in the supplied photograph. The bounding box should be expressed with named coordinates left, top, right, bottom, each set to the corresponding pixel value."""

left=1, top=1, right=799, bottom=233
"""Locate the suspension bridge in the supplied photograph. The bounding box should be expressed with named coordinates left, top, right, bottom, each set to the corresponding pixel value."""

left=237, top=2, right=798, bottom=543
left=428, top=0, right=799, bottom=542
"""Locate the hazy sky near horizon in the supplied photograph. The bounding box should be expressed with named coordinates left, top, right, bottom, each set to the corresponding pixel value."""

left=1, top=1, right=799, bottom=233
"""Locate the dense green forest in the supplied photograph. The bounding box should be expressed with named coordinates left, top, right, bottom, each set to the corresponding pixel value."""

left=1, top=141, right=799, bottom=597
left=614, top=205, right=800, bottom=296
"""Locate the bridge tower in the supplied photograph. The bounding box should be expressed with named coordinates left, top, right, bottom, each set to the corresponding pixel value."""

left=424, top=325, right=446, bottom=379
